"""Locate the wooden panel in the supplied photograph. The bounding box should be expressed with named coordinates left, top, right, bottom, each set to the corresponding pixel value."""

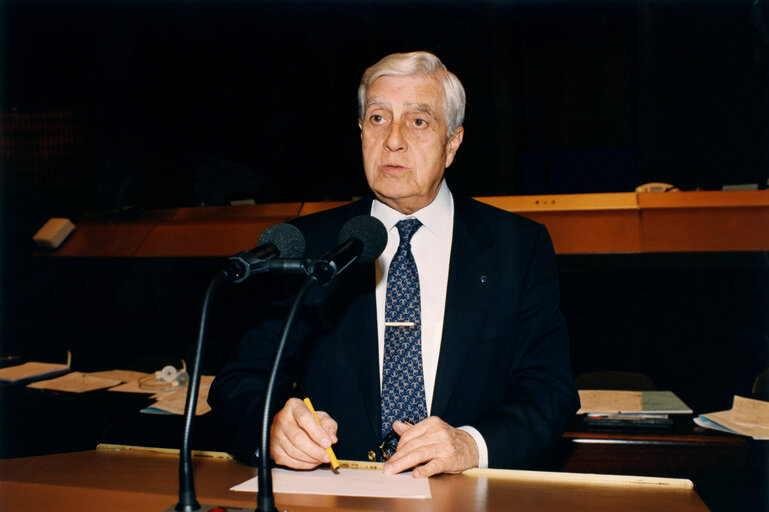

left=478, top=192, right=639, bottom=212
left=134, top=218, right=292, bottom=257
left=638, top=190, right=769, bottom=208
left=49, top=223, right=155, bottom=258
left=42, top=210, right=177, bottom=258
left=640, top=190, right=769, bottom=252
left=520, top=210, right=643, bottom=254
left=39, top=191, right=769, bottom=257
left=172, top=202, right=303, bottom=220
left=299, top=201, right=353, bottom=216
left=478, top=194, right=642, bottom=254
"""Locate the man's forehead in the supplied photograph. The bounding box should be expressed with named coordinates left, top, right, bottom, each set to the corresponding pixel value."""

left=365, top=74, right=444, bottom=113
left=366, top=97, right=438, bottom=114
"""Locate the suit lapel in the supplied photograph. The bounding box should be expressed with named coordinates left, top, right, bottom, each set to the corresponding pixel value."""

left=341, top=268, right=382, bottom=438
left=331, top=198, right=382, bottom=438
left=431, top=198, right=497, bottom=419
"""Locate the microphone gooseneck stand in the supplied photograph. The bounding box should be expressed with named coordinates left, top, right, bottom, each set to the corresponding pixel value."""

left=257, top=275, right=318, bottom=512
left=174, top=270, right=229, bottom=512
left=256, top=215, right=386, bottom=512
left=169, top=222, right=307, bottom=512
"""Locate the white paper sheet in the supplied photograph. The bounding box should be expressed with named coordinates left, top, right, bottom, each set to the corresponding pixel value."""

left=231, top=467, right=431, bottom=499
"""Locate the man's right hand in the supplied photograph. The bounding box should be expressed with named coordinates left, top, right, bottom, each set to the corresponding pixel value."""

left=269, top=397, right=338, bottom=469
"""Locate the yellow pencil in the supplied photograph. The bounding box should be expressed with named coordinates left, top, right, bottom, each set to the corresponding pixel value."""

left=303, top=397, right=340, bottom=472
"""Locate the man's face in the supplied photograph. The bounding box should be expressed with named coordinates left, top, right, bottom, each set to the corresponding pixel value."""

left=359, top=74, right=463, bottom=214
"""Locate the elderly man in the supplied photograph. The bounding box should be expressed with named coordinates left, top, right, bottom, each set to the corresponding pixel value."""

left=209, top=51, right=579, bottom=477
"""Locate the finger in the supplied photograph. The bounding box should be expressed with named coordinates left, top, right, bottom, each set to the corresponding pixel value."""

left=270, top=399, right=331, bottom=467
left=271, top=421, right=331, bottom=466
left=316, top=411, right=339, bottom=443
left=293, top=402, right=334, bottom=448
left=382, top=418, right=439, bottom=474
left=412, top=457, right=446, bottom=478
left=383, top=442, right=437, bottom=475
left=270, top=441, right=323, bottom=470
left=392, top=417, right=440, bottom=452
left=384, top=418, right=479, bottom=476
left=392, top=420, right=413, bottom=436
left=409, top=428, right=479, bottom=477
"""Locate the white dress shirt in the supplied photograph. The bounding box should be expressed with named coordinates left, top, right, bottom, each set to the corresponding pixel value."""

left=370, top=180, right=489, bottom=468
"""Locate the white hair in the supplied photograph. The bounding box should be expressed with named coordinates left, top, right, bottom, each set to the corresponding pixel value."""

left=358, top=51, right=466, bottom=137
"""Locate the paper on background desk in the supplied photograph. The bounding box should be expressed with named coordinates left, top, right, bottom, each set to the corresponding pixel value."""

left=140, top=377, right=214, bottom=416
left=27, top=371, right=122, bottom=393
left=696, top=395, right=769, bottom=440
left=0, top=362, right=70, bottom=383
left=91, top=370, right=150, bottom=391
left=232, top=467, right=431, bottom=499
left=578, top=390, right=692, bottom=414
left=25, top=368, right=157, bottom=394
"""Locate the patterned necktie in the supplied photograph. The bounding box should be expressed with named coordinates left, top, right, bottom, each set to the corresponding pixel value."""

left=380, top=218, right=428, bottom=454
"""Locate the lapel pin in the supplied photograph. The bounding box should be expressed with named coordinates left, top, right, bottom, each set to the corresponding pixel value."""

left=480, top=274, right=487, bottom=283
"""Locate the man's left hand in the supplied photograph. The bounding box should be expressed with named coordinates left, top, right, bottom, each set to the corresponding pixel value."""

left=382, top=416, right=479, bottom=478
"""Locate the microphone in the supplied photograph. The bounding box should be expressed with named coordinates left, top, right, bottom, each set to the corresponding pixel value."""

left=308, top=214, right=387, bottom=285
left=224, top=223, right=306, bottom=282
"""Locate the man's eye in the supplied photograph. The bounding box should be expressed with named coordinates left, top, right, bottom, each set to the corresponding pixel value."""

left=413, top=118, right=427, bottom=128
left=370, top=114, right=384, bottom=123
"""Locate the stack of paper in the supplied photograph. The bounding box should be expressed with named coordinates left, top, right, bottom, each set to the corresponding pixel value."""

left=578, top=390, right=692, bottom=427
left=695, top=396, right=769, bottom=440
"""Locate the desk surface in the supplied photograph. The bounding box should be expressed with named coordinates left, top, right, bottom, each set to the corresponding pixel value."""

left=0, top=450, right=710, bottom=512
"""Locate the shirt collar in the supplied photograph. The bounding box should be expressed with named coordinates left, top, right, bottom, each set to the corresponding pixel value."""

left=370, top=180, right=453, bottom=239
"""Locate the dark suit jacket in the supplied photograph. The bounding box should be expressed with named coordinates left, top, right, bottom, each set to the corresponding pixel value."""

left=209, top=195, right=579, bottom=468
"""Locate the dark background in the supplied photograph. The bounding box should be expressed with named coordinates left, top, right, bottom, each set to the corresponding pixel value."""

left=3, top=0, right=767, bottom=218
left=0, top=0, right=767, bottom=476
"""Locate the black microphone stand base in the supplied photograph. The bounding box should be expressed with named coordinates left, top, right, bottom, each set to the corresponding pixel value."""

left=163, top=503, right=291, bottom=512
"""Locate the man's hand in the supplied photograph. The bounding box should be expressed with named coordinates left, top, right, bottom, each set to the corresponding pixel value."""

left=270, top=397, right=338, bottom=469
left=382, top=417, right=479, bottom=478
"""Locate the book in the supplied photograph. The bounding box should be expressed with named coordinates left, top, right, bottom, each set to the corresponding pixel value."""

left=578, top=390, right=692, bottom=415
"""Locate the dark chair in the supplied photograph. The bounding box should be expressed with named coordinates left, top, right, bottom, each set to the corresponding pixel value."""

left=753, top=368, right=769, bottom=399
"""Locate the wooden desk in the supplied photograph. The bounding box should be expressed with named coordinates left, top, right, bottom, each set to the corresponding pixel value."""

left=0, top=450, right=710, bottom=512
left=38, top=190, right=769, bottom=257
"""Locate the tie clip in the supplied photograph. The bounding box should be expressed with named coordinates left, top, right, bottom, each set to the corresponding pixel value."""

left=384, top=321, right=415, bottom=327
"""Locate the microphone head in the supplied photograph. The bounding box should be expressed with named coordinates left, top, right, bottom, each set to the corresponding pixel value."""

left=257, top=223, right=306, bottom=259
left=338, top=215, right=387, bottom=263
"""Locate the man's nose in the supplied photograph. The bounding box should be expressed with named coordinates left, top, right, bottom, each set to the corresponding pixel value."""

left=384, top=122, right=406, bottom=152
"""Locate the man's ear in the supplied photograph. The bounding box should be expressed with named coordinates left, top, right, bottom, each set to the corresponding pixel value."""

left=358, top=119, right=363, bottom=139
left=444, top=126, right=464, bottom=168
